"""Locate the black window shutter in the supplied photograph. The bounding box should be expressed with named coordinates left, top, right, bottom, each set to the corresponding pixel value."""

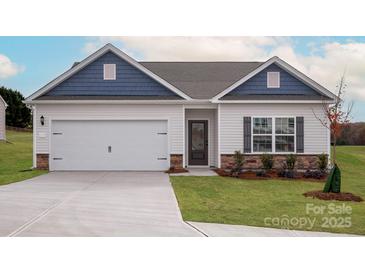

left=243, top=117, right=252, bottom=153
left=296, top=116, right=304, bottom=153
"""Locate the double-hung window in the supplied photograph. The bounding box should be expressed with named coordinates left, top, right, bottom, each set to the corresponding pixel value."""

left=252, top=117, right=295, bottom=153
left=252, top=118, right=273, bottom=152
left=275, top=117, right=295, bottom=152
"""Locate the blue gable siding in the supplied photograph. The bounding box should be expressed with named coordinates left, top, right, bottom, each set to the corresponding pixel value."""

left=43, top=51, right=181, bottom=98
left=225, top=63, right=321, bottom=97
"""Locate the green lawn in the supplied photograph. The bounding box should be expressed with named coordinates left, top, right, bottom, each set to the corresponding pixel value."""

left=171, top=146, right=365, bottom=235
left=0, top=130, right=47, bottom=185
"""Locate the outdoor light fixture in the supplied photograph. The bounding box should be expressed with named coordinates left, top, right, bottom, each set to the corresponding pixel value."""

left=40, top=115, right=45, bottom=126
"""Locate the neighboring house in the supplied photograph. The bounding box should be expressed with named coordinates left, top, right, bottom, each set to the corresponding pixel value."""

left=0, top=95, right=7, bottom=140
left=24, top=44, right=335, bottom=171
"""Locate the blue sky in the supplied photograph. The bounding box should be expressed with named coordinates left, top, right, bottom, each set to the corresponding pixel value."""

left=0, top=36, right=364, bottom=121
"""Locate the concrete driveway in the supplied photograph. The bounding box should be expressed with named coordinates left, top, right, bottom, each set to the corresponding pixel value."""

left=0, top=172, right=201, bottom=236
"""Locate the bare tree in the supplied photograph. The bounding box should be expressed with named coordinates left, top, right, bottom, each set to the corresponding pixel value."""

left=313, top=74, right=353, bottom=166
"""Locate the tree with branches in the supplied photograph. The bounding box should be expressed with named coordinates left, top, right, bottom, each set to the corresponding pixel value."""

left=313, top=74, right=353, bottom=193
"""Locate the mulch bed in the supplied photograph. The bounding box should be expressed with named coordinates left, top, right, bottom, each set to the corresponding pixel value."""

left=303, top=190, right=363, bottom=202
left=214, top=169, right=326, bottom=182
left=215, top=169, right=267, bottom=179
left=165, top=167, right=189, bottom=174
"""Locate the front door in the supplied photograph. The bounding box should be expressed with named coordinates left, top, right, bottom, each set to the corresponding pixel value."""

left=188, top=120, right=208, bottom=166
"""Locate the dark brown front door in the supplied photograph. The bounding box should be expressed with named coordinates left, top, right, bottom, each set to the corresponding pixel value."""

left=188, top=120, right=208, bottom=166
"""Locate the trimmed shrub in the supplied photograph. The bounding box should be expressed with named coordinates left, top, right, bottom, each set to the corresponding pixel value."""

left=285, top=154, right=297, bottom=170
left=261, top=154, right=273, bottom=171
left=230, top=150, right=244, bottom=177
left=317, top=153, right=328, bottom=172
left=277, top=154, right=297, bottom=179
left=277, top=168, right=286, bottom=178
left=304, top=170, right=326, bottom=179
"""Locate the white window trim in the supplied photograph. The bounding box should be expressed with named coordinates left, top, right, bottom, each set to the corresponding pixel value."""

left=103, top=64, right=116, bottom=80
left=267, top=71, right=280, bottom=88
left=251, top=116, right=296, bottom=154
left=252, top=117, right=273, bottom=153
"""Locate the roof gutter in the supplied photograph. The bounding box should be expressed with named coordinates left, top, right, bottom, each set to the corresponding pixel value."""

left=23, top=99, right=212, bottom=105
left=210, top=99, right=336, bottom=104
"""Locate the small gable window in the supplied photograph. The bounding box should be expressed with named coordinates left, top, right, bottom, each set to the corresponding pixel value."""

left=267, top=71, right=280, bottom=88
left=104, top=64, right=116, bottom=80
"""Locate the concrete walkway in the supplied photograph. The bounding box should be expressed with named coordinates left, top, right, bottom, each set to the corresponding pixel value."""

left=188, top=222, right=357, bottom=237
left=170, top=168, right=218, bottom=176
left=0, top=172, right=201, bottom=236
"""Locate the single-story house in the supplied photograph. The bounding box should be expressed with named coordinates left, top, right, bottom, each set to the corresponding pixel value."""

left=0, top=95, right=7, bottom=140
left=24, top=44, right=335, bottom=171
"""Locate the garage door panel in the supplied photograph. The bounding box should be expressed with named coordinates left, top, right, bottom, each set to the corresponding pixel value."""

left=51, top=120, right=168, bottom=171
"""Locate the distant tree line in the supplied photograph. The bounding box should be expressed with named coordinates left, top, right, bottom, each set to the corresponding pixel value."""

left=336, top=122, right=365, bottom=145
left=0, top=86, right=31, bottom=128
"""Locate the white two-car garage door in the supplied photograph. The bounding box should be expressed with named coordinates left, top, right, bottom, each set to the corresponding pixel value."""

left=50, top=120, right=168, bottom=171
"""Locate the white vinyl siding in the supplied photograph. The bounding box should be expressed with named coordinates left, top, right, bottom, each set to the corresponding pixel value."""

left=35, top=104, right=184, bottom=155
left=219, top=103, right=328, bottom=155
left=185, top=109, right=217, bottom=167
left=0, top=99, right=6, bottom=140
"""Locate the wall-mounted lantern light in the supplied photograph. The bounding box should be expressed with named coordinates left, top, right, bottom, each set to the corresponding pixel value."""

left=40, top=115, right=45, bottom=126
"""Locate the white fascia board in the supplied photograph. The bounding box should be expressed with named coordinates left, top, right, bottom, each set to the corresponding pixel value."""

left=210, top=100, right=335, bottom=104
left=23, top=99, right=211, bottom=105
left=24, top=99, right=335, bottom=105
left=183, top=104, right=218, bottom=109
left=26, top=44, right=192, bottom=101
left=211, top=56, right=336, bottom=101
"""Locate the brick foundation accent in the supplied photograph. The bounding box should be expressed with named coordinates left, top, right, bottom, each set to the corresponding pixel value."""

left=221, top=154, right=323, bottom=170
left=170, top=154, right=183, bottom=168
left=36, top=154, right=49, bottom=170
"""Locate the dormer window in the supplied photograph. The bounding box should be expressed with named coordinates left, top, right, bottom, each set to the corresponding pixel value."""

left=267, top=71, right=280, bottom=88
left=103, top=64, right=116, bottom=80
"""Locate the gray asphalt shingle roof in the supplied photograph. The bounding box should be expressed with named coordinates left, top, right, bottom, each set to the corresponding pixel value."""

left=140, top=62, right=263, bottom=99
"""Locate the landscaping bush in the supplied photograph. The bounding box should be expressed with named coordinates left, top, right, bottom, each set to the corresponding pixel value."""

left=255, top=170, right=266, bottom=177
left=230, top=150, right=244, bottom=177
left=286, top=154, right=297, bottom=178
left=277, top=154, right=297, bottom=178
left=261, top=154, right=273, bottom=171
left=317, top=153, right=328, bottom=172
left=304, top=170, right=326, bottom=180
left=277, top=168, right=286, bottom=178
left=285, top=170, right=295, bottom=179
left=285, top=154, right=297, bottom=170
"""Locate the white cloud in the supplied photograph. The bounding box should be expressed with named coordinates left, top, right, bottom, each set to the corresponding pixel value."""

left=288, top=42, right=365, bottom=102
left=83, top=37, right=365, bottom=101
left=0, top=54, right=24, bottom=79
left=84, top=36, right=289, bottom=61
